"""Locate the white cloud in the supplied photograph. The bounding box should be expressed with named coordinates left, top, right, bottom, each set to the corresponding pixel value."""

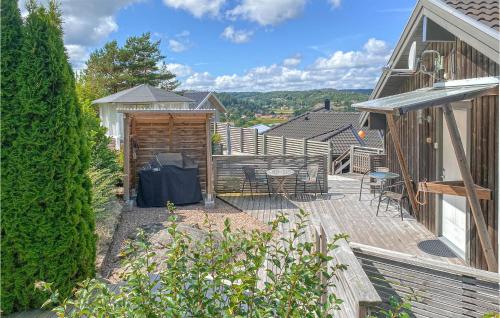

left=169, top=39, right=188, bottom=52
left=221, top=26, right=253, bottom=43
left=283, top=55, right=301, bottom=67
left=162, top=0, right=226, bottom=17
left=20, top=0, right=143, bottom=69
left=167, top=30, right=192, bottom=52
left=227, top=0, right=306, bottom=25
left=313, top=38, right=391, bottom=69
left=65, top=44, right=90, bottom=70
left=179, top=38, right=391, bottom=91
left=328, top=0, right=342, bottom=8
left=165, top=63, right=193, bottom=77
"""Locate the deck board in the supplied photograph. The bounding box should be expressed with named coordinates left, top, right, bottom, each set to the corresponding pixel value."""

left=220, top=174, right=464, bottom=266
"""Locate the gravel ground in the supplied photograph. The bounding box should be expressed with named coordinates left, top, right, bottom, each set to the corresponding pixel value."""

left=100, top=198, right=269, bottom=281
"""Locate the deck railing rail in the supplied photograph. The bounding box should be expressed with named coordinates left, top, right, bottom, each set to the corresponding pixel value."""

left=352, top=242, right=500, bottom=317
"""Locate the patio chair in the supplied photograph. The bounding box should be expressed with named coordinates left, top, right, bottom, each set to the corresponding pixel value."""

left=241, top=166, right=269, bottom=199
left=376, top=180, right=410, bottom=220
left=358, top=154, right=388, bottom=201
left=295, top=164, right=322, bottom=198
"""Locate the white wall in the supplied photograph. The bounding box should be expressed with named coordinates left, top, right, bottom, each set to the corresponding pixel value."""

left=99, top=104, right=123, bottom=150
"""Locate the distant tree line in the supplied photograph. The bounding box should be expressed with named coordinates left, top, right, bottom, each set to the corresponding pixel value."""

left=216, top=89, right=371, bottom=126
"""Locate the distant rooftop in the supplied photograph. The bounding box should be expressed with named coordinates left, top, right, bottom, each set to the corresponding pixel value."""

left=265, top=108, right=382, bottom=155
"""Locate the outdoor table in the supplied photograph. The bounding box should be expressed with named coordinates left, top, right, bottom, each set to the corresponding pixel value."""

left=369, top=171, right=400, bottom=200
left=266, top=168, right=296, bottom=197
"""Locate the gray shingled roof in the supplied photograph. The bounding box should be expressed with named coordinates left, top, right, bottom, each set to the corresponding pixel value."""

left=443, top=0, right=499, bottom=30
left=92, top=84, right=193, bottom=104
left=265, top=110, right=383, bottom=154
left=183, top=91, right=210, bottom=109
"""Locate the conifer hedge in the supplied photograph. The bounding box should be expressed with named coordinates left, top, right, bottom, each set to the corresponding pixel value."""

left=1, top=1, right=96, bottom=313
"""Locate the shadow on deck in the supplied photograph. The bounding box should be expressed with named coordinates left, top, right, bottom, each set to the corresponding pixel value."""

left=219, top=173, right=464, bottom=266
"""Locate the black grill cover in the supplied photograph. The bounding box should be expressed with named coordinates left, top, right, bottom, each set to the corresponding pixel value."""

left=136, top=165, right=203, bottom=207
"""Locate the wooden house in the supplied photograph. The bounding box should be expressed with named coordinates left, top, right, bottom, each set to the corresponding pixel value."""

left=93, top=84, right=217, bottom=206
left=356, top=0, right=499, bottom=271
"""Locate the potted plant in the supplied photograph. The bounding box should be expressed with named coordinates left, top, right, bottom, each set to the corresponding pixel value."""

left=211, top=132, right=223, bottom=155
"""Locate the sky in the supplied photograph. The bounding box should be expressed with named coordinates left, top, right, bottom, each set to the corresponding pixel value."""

left=23, top=0, right=417, bottom=91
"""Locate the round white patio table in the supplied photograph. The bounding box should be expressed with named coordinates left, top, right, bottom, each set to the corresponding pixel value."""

left=266, top=168, right=296, bottom=197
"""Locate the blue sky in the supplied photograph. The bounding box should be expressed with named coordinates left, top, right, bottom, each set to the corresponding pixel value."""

left=43, top=0, right=416, bottom=91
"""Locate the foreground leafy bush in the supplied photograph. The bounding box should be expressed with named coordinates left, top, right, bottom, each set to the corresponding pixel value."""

left=40, top=210, right=348, bottom=317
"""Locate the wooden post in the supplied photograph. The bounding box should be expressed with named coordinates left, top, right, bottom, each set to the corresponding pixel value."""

left=327, top=141, right=333, bottom=175
left=168, top=114, right=174, bottom=151
left=206, top=115, right=214, bottom=208
left=239, top=127, right=243, bottom=153
left=263, top=134, right=268, bottom=155
left=282, top=136, right=286, bottom=155
left=386, top=114, right=419, bottom=215
left=123, top=113, right=130, bottom=202
left=315, top=226, right=327, bottom=305
left=442, top=103, right=497, bottom=271
left=253, top=128, right=258, bottom=154
left=349, top=146, right=355, bottom=173
left=226, top=124, right=232, bottom=155
left=303, top=138, right=307, bottom=155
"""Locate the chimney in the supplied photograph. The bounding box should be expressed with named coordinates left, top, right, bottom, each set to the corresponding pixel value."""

left=324, top=99, right=330, bottom=110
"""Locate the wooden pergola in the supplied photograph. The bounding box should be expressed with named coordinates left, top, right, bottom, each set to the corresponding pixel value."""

left=354, top=78, right=499, bottom=271
left=93, top=85, right=215, bottom=207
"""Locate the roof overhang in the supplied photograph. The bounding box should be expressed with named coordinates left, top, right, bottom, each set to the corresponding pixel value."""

left=371, top=0, right=500, bottom=101
left=354, top=77, right=499, bottom=115
left=196, top=93, right=227, bottom=113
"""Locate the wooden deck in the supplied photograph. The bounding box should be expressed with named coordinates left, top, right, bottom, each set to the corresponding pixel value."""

left=220, top=174, right=464, bottom=266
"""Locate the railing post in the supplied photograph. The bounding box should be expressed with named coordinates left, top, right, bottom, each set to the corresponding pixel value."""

left=282, top=136, right=286, bottom=155
left=253, top=128, right=258, bottom=154
left=239, top=127, right=243, bottom=153
left=350, top=145, right=355, bottom=173
left=263, top=134, right=268, bottom=155
left=303, top=138, right=307, bottom=155
left=226, top=124, right=232, bottom=155
left=327, top=140, right=333, bottom=175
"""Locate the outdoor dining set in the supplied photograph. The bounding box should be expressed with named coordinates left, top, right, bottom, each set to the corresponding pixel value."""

left=241, top=163, right=323, bottom=199
left=240, top=154, right=411, bottom=220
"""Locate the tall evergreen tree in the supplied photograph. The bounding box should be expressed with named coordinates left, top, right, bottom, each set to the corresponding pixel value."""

left=1, top=1, right=95, bottom=313
left=0, top=0, right=24, bottom=312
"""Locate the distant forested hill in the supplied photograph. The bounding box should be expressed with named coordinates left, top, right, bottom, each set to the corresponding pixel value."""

left=215, top=88, right=371, bottom=127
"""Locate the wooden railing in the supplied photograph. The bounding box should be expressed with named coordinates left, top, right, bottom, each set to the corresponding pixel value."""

left=326, top=231, right=382, bottom=317
left=214, top=123, right=336, bottom=174
left=351, top=243, right=500, bottom=317
left=214, top=123, right=383, bottom=175
left=212, top=154, right=327, bottom=194
left=350, top=146, right=385, bottom=173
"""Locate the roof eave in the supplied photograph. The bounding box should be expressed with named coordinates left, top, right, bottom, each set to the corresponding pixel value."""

left=371, top=0, right=500, bottom=101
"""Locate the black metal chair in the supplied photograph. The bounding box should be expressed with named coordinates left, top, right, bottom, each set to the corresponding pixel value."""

left=359, top=166, right=390, bottom=201
left=376, top=180, right=410, bottom=220
left=295, top=164, right=322, bottom=198
left=241, top=166, right=269, bottom=199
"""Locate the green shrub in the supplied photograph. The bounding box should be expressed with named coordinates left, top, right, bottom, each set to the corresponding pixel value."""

left=1, top=1, right=95, bottom=313
left=40, top=210, right=348, bottom=317
left=0, top=0, right=24, bottom=312
left=88, top=166, right=121, bottom=219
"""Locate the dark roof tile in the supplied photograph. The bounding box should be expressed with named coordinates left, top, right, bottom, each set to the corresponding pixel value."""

left=265, top=110, right=383, bottom=154
left=443, top=0, right=499, bottom=30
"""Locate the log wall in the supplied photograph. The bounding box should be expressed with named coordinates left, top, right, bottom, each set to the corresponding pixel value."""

left=383, top=40, right=499, bottom=270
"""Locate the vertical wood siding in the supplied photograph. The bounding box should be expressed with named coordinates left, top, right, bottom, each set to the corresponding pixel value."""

left=383, top=40, right=498, bottom=270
